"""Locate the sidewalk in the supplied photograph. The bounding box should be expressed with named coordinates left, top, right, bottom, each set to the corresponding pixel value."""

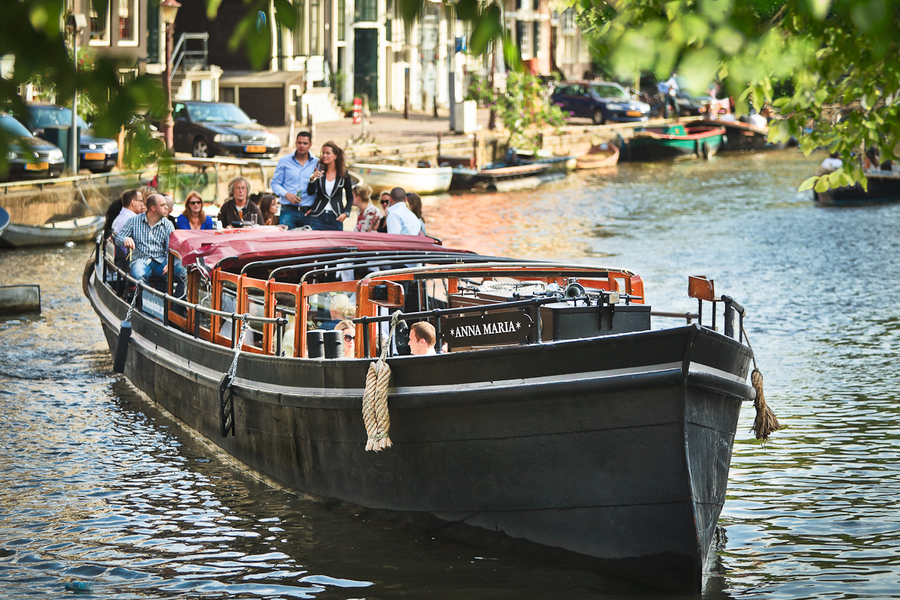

left=267, top=108, right=494, bottom=157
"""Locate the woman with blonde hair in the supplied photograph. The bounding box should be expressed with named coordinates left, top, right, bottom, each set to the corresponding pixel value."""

left=176, top=190, right=215, bottom=230
left=218, top=176, right=263, bottom=228
left=352, top=183, right=382, bottom=232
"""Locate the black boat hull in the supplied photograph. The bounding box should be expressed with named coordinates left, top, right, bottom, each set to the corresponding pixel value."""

left=88, top=268, right=753, bottom=592
left=815, top=173, right=900, bottom=205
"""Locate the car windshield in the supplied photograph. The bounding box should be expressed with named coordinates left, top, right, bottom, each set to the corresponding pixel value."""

left=591, top=84, right=628, bottom=100
left=29, top=106, right=89, bottom=129
left=187, top=103, right=253, bottom=124
left=0, top=114, right=34, bottom=137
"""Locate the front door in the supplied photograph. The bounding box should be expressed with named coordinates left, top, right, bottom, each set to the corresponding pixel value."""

left=354, top=28, right=378, bottom=108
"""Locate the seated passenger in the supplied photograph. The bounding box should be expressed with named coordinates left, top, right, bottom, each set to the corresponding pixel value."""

left=109, top=189, right=145, bottom=238
left=115, top=193, right=186, bottom=297
left=820, top=152, right=843, bottom=173
left=176, top=191, right=215, bottom=230
left=334, top=319, right=355, bottom=358
left=409, top=321, right=436, bottom=356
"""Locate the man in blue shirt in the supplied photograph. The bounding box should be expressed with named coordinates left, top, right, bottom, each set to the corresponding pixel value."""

left=271, top=131, right=319, bottom=229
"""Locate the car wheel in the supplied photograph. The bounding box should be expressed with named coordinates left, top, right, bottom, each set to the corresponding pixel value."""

left=592, top=109, right=605, bottom=126
left=192, top=138, right=210, bottom=158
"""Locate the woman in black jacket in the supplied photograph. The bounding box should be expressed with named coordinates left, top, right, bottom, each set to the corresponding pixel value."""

left=307, top=141, right=353, bottom=231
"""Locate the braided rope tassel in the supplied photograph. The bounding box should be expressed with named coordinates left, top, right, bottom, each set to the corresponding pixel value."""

left=362, top=311, right=401, bottom=451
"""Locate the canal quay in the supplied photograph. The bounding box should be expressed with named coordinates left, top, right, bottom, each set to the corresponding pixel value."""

left=2, top=146, right=900, bottom=599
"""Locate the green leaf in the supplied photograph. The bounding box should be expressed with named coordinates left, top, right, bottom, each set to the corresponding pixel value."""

left=469, top=5, right=502, bottom=56
left=798, top=176, right=819, bottom=192
left=274, top=0, right=294, bottom=31
left=679, top=48, right=720, bottom=95
left=803, top=0, right=833, bottom=20
left=206, top=0, right=224, bottom=19
left=813, top=176, right=831, bottom=193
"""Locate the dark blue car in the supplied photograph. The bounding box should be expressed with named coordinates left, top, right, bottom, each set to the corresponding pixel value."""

left=20, top=104, right=119, bottom=173
left=551, top=81, right=651, bottom=125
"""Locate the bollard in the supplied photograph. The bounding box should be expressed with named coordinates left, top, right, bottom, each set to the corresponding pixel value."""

left=323, top=330, right=342, bottom=359
left=306, top=329, right=325, bottom=358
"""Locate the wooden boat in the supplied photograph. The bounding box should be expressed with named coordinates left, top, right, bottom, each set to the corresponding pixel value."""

left=349, top=163, right=453, bottom=195
left=85, top=228, right=757, bottom=592
left=0, top=214, right=104, bottom=248
left=0, top=284, right=41, bottom=315
left=814, top=169, right=900, bottom=205
left=621, top=123, right=726, bottom=161
left=576, top=143, right=621, bottom=170
left=448, top=163, right=555, bottom=191
left=695, top=120, right=783, bottom=152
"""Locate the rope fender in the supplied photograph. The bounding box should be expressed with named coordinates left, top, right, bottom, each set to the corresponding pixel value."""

left=362, top=311, right=401, bottom=451
left=742, top=323, right=780, bottom=442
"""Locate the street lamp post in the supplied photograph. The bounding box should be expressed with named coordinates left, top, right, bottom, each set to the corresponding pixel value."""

left=159, top=0, right=181, bottom=152
left=66, top=13, right=86, bottom=175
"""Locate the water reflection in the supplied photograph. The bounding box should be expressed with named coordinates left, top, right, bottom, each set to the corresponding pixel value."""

left=3, top=150, right=900, bottom=598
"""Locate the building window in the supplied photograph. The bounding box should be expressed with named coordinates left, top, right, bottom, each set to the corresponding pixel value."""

left=516, top=21, right=530, bottom=59
left=561, top=8, right=575, bottom=34
left=90, top=1, right=110, bottom=45
left=533, top=21, right=541, bottom=57
left=118, top=0, right=138, bottom=45
left=337, top=0, right=345, bottom=41
left=310, top=0, right=320, bottom=54
left=355, top=0, right=376, bottom=22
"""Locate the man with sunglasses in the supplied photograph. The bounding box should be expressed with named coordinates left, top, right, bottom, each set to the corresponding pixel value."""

left=271, top=131, right=319, bottom=229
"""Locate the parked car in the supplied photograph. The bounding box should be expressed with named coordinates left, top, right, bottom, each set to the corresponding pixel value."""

left=0, top=112, right=65, bottom=181
left=551, top=81, right=651, bottom=125
left=172, top=101, right=282, bottom=159
left=18, top=104, right=119, bottom=173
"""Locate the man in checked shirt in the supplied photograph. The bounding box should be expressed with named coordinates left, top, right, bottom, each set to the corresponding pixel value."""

left=115, top=193, right=186, bottom=297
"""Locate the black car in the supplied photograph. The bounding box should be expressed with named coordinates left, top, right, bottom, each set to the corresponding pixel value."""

left=20, top=104, right=119, bottom=173
left=0, top=112, right=65, bottom=181
left=172, top=101, right=282, bottom=159
left=551, top=81, right=651, bottom=125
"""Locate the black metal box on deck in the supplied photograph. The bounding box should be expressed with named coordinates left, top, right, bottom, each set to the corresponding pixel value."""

left=540, top=302, right=651, bottom=340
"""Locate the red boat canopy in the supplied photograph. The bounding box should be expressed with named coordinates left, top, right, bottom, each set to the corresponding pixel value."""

left=169, top=228, right=468, bottom=270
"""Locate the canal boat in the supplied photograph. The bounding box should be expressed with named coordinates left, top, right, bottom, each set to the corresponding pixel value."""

left=84, top=228, right=756, bottom=593
left=620, top=123, right=726, bottom=161
left=576, top=143, right=620, bottom=170
left=0, top=214, right=105, bottom=248
left=349, top=162, right=453, bottom=195
left=695, top=120, right=783, bottom=152
left=814, top=169, right=900, bottom=205
left=446, top=162, right=554, bottom=191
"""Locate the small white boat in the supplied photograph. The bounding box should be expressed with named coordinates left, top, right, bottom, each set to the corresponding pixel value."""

left=1, top=214, right=104, bottom=248
left=349, top=163, right=453, bottom=195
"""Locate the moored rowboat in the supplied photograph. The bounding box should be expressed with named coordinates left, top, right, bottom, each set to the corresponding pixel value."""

left=576, top=143, right=620, bottom=170
left=349, top=163, right=453, bottom=195
left=621, top=123, right=726, bottom=161
left=85, top=228, right=757, bottom=592
left=0, top=214, right=104, bottom=248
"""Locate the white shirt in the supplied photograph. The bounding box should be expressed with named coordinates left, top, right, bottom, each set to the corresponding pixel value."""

left=111, top=206, right=138, bottom=235
left=821, top=157, right=843, bottom=172
left=322, top=178, right=336, bottom=212
left=749, top=113, right=768, bottom=129
left=385, top=202, right=421, bottom=236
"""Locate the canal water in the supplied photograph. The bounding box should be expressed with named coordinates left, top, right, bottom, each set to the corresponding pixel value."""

left=2, top=149, right=899, bottom=599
